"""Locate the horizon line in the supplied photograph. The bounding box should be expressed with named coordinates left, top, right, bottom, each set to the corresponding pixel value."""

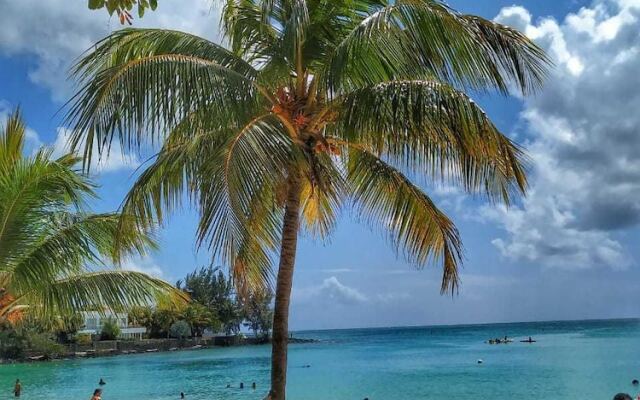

left=294, top=316, right=640, bottom=334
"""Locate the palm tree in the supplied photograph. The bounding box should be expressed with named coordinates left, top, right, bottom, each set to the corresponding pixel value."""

left=66, top=1, right=549, bottom=398
left=0, top=110, right=184, bottom=323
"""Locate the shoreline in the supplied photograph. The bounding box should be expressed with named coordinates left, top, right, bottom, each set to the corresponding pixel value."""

left=0, top=336, right=317, bottom=365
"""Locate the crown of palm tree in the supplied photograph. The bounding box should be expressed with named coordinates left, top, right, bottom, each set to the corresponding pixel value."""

left=0, top=110, right=185, bottom=321
left=67, top=0, right=549, bottom=296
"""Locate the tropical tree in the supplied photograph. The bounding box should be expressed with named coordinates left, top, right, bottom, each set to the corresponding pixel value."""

left=169, top=320, right=191, bottom=339
left=0, top=111, right=185, bottom=323
left=177, top=265, right=242, bottom=334
left=66, top=1, right=549, bottom=398
left=100, top=317, right=121, bottom=340
left=242, top=289, right=273, bottom=339
left=182, top=302, right=219, bottom=337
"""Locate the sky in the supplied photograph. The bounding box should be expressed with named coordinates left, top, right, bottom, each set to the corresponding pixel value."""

left=1, top=0, right=639, bottom=330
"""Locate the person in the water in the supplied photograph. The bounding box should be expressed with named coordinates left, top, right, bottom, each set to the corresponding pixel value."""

left=632, top=379, right=639, bottom=386
left=180, top=392, right=185, bottom=399
left=240, top=382, right=244, bottom=389
left=91, top=388, right=103, bottom=400
left=613, top=393, right=632, bottom=400
left=98, top=378, right=106, bottom=386
left=252, top=382, right=256, bottom=389
left=13, top=379, right=21, bottom=398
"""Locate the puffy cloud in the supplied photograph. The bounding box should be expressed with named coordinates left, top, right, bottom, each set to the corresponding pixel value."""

left=485, top=0, right=640, bottom=270
left=121, top=256, right=167, bottom=279
left=294, top=276, right=368, bottom=305
left=0, top=0, right=223, bottom=102
left=52, top=127, right=139, bottom=173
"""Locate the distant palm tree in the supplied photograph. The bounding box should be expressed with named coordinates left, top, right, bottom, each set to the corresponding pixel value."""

left=0, top=110, right=184, bottom=323
left=66, top=1, right=550, bottom=398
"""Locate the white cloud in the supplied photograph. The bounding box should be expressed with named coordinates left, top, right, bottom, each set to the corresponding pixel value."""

left=294, top=276, right=368, bottom=305
left=0, top=0, right=223, bottom=102
left=121, top=256, right=167, bottom=279
left=52, top=127, right=139, bottom=173
left=485, top=0, right=640, bottom=270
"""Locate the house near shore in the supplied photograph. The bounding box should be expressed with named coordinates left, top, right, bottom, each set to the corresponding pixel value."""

left=77, top=311, right=146, bottom=339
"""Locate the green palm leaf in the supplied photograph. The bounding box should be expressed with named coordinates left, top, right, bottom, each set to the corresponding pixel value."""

left=332, top=79, right=528, bottom=203
left=0, top=111, right=185, bottom=322
left=346, top=146, right=462, bottom=294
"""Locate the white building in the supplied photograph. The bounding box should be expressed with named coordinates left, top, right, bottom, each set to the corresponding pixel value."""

left=78, top=311, right=146, bottom=339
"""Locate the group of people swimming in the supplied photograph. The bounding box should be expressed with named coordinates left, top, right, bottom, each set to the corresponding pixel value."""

left=226, top=382, right=258, bottom=389
left=487, top=336, right=536, bottom=344
left=612, top=379, right=640, bottom=400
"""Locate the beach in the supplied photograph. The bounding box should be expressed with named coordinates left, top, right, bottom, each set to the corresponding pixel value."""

left=1, top=319, right=639, bottom=400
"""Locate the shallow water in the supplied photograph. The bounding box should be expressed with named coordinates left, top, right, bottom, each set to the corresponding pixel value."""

left=1, top=319, right=639, bottom=400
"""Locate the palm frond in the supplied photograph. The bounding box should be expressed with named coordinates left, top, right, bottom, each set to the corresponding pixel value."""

left=332, top=79, right=528, bottom=204
left=0, top=111, right=180, bottom=321
left=66, top=31, right=267, bottom=170
left=27, top=271, right=187, bottom=318
left=321, top=0, right=550, bottom=96
left=0, top=109, right=26, bottom=167
left=345, top=146, right=462, bottom=294
left=7, top=213, right=156, bottom=298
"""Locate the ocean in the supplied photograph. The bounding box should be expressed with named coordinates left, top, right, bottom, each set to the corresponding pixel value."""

left=1, top=319, right=639, bottom=400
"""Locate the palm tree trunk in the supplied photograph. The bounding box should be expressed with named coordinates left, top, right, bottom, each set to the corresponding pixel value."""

left=270, top=174, right=302, bottom=400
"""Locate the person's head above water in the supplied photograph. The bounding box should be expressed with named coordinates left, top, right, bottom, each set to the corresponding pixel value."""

left=613, top=393, right=632, bottom=400
left=632, top=380, right=639, bottom=385
left=93, top=389, right=103, bottom=396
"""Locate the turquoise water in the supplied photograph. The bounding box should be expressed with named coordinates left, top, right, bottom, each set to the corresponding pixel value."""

left=1, top=319, right=640, bottom=400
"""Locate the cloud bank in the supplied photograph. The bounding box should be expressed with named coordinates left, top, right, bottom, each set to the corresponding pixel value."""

left=484, top=0, right=640, bottom=270
left=0, top=0, right=223, bottom=102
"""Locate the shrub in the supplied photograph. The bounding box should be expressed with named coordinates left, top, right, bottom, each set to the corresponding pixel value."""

left=0, top=325, right=26, bottom=360
left=169, top=320, right=191, bottom=339
left=27, top=332, right=65, bottom=358
left=100, top=318, right=121, bottom=341
left=76, top=333, right=93, bottom=346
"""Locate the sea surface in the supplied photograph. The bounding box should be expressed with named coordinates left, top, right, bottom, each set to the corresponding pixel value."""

left=1, top=319, right=639, bottom=400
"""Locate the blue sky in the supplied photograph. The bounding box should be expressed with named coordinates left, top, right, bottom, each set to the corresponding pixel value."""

left=1, top=0, right=639, bottom=330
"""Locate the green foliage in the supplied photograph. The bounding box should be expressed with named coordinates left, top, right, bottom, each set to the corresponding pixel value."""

left=183, top=302, right=219, bottom=337
left=26, top=332, right=66, bottom=358
left=177, top=266, right=242, bottom=335
left=0, top=322, right=25, bottom=359
left=169, top=320, right=191, bottom=339
left=242, top=290, right=273, bottom=338
left=76, top=333, right=93, bottom=346
left=0, top=321, right=65, bottom=359
left=88, top=0, right=158, bottom=24
left=0, top=111, right=187, bottom=323
left=100, top=317, right=121, bottom=340
left=128, top=305, right=153, bottom=328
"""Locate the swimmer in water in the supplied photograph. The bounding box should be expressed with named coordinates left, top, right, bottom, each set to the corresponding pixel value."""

left=14, top=379, right=21, bottom=398
left=180, top=392, right=185, bottom=399
left=252, top=382, right=256, bottom=389
left=91, top=389, right=103, bottom=400
left=98, top=378, right=106, bottom=386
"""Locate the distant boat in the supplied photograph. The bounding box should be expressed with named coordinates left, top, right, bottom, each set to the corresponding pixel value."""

left=520, top=338, right=536, bottom=343
left=146, top=348, right=159, bottom=353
